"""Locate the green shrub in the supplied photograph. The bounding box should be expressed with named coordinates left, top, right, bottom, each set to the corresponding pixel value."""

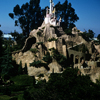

left=23, top=90, right=31, bottom=100
left=37, top=31, right=41, bottom=36
left=0, top=86, right=11, bottom=96
left=37, top=42, right=43, bottom=45
left=64, top=28, right=72, bottom=35
left=11, top=75, right=33, bottom=86
left=50, top=48, right=68, bottom=68
left=48, top=37, right=57, bottom=42
left=30, top=48, right=38, bottom=53
left=9, top=85, right=25, bottom=92
left=9, top=97, right=18, bottom=100
left=0, top=95, right=11, bottom=100
left=50, top=25, right=54, bottom=27
left=77, top=30, right=80, bottom=32
left=38, top=74, right=44, bottom=77
left=42, top=52, right=52, bottom=64
left=30, top=60, right=42, bottom=68
left=42, top=27, right=45, bottom=29
left=18, top=61, right=23, bottom=75
left=24, top=63, right=28, bottom=74
left=3, top=74, right=10, bottom=82
left=30, top=60, right=49, bottom=70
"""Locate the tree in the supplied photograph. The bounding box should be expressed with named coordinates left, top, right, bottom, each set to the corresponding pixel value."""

left=55, top=0, right=79, bottom=30
left=50, top=48, right=68, bottom=68
left=0, top=30, right=3, bottom=73
left=83, top=29, right=95, bottom=39
left=9, top=0, right=44, bottom=37
left=9, top=31, right=26, bottom=51
left=0, top=30, right=3, bottom=57
left=97, top=34, right=100, bottom=41
left=42, top=52, right=52, bottom=65
left=24, top=63, right=28, bottom=74
left=0, top=43, right=14, bottom=75
left=10, top=31, right=19, bottom=40
left=23, top=67, right=100, bottom=100
left=18, top=61, right=23, bottom=75
left=9, top=0, right=79, bottom=37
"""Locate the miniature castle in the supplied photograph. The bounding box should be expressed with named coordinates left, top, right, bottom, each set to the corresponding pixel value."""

left=12, top=0, right=100, bottom=83
left=44, top=0, right=61, bottom=26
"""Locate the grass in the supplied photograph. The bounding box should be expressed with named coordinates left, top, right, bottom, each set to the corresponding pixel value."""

left=0, top=75, right=34, bottom=100
left=11, top=75, right=33, bottom=86
left=0, top=95, right=11, bottom=100
left=17, top=94, right=25, bottom=100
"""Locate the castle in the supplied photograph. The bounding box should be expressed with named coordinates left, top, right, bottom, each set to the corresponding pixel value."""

left=44, top=0, right=61, bottom=26
left=12, top=0, right=100, bottom=82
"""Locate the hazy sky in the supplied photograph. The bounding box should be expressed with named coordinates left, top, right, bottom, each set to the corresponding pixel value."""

left=0, top=0, right=100, bottom=37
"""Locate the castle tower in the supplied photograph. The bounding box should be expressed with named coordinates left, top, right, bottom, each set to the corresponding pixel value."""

left=50, top=0, right=53, bottom=14
left=45, top=0, right=58, bottom=26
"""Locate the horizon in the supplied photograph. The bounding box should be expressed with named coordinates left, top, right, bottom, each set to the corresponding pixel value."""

left=0, top=0, right=100, bottom=37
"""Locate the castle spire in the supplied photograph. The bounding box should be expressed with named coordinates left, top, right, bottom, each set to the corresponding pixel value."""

left=50, top=0, right=53, bottom=14
left=50, top=0, right=52, bottom=3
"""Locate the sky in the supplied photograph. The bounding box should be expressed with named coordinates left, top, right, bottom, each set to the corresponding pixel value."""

left=0, top=0, right=100, bottom=37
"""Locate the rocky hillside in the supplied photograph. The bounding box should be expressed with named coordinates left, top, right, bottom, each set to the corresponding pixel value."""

left=12, top=22, right=100, bottom=81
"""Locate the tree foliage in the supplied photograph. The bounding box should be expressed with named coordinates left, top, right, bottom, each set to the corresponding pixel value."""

left=79, top=29, right=95, bottom=41
left=18, top=61, right=23, bottom=75
left=30, top=60, right=49, bottom=70
left=0, top=43, right=14, bottom=75
left=9, top=0, right=79, bottom=37
left=50, top=48, right=68, bottom=68
left=0, top=30, right=3, bottom=57
left=10, top=31, right=26, bottom=51
left=83, top=29, right=95, bottom=39
left=97, top=34, right=100, bottom=41
left=55, top=0, right=79, bottom=29
left=22, top=68, right=100, bottom=100
left=42, top=52, right=52, bottom=64
left=24, top=63, right=28, bottom=74
left=9, top=0, right=44, bottom=37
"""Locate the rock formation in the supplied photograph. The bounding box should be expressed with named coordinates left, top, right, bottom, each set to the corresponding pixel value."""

left=12, top=21, right=100, bottom=82
left=12, top=0, right=100, bottom=82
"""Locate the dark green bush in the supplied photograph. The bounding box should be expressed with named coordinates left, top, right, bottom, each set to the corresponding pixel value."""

left=50, top=48, right=68, bottom=68
left=22, top=68, right=100, bottom=100
left=9, top=97, right=18, bottom=100
left=30, top=60, right=49, bottom=70
left=29, top=48, right=38, bottom=53
left=11, top=75, right=33, bottom=86
left=18, top=61, right=23, bottom=75
left=42, top=52, right=52, bottom=64
left=48, top=37, right=57, bottom=42
left=23, top=90, right=32, bottom=100
left=37, top=42, right=43, bottom=45
left=9, top=85, right=25, bottom=92
left=50, top=25, right=54, bottom=27
left=38, top=74, right=44, bottom=77
left=42, top=27, right=45, bottom=29
left=30, top=60, right=42, bottom=68
left=37, top=31, right=41, bottom=36
left=64, top=28, right=72, bottom=35
left=24, top=63, right=28, bottom=74
left=0, top=86, right=11, bottom=95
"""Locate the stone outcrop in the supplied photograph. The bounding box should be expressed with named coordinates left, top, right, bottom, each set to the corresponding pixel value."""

left=12, top=22, right=100, bottom=82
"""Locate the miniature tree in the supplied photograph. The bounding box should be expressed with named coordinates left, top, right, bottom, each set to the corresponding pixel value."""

left=18, top=61, right=23, bottom=75
left=24, top=63, right=28, bottom=74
